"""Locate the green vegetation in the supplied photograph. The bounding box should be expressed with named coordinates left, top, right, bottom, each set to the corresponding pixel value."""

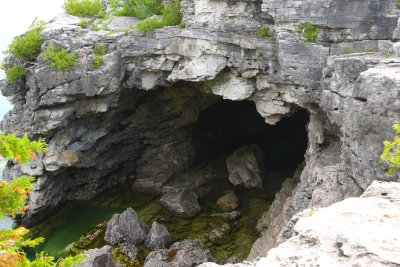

left=381, top=123, right=400, bottom=175
left=178, top=22, right=185, bottom=29
left=111, top=0, right=163, bottom=19
left=397, top=1, right=400, bottom=9
left=297, top=23, right=319, bottom=43
left=42, top=43, right=77, bottom=71
left=4, top=65, right=27, bottom=84
left=79, top=19, right=89, bottom=28
left=63, top=0, right=105, bottom=17
left=136, top=0, right=181, bottom=33
left=92, top=43, right=107, bottom=68
left=256, top=26, right=270, bottom=38
left=0, top=133, right=84, bottom=266
left=5, top=19, right=45, bottom=62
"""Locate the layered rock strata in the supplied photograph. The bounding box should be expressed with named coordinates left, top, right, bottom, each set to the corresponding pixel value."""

left=1, top=0, right=400, bottom=262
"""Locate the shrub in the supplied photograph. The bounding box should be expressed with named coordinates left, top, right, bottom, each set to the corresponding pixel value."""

left=93, top=43, right=107, bottom=55
left=113, top=0, right=163, bottom=19
left=0, top=133, right=85, bottom=266
left=136, top=0, right=181, bottom=33
left=381, top=123, right=400, bottom=175
left=63, top=0, right=104, bottom=17
left=136, top=17, right=165, bottom=32
left=79, top=19, right=89, bottom=28
left=297, top=23, right=319, bottom=43
left=42, top=43, right=77, bottom=71
left=5, top=65, right=27, bottom=84
left=5, top=19, right=45, bottom=62
left=256, top=27, right=270, bottom=38
left=92, top=43, right=107, bottom=68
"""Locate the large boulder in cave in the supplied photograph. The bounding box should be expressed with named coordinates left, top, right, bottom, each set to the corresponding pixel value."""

left=104, top=207, right=149, bottom=246
left=226, top=144, right=266, bottom=188
left=145, top=221, right=171, bottom=250
left=160, top=189, right=201, bottom=218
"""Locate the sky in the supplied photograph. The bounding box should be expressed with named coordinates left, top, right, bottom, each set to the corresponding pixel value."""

left=0, top=0, right=65, bottom=119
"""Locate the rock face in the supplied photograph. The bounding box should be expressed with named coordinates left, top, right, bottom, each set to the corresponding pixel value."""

left=199, top=181, right=400, bottom=267
left=144, top=239, right=215, bottom=267
left=226, top=145, right=266, bottom=188
left=104, top=208, right=149, bottom=246
left=145, top=221, right=171, bottom=250
left=78, top=245, right=121, bottom=267
left=1, top=0, right=400, bottom=262
left=160, top=189, right=201, bottom=218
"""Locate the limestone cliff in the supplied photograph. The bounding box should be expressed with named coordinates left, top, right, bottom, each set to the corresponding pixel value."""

left=1, top=0, right=400, bottom=262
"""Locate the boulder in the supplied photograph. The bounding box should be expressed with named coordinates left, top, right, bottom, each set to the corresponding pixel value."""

left=207, top=223, right=232, bottom=245
left=104, top=207, right=149, bottom=246
left=216, top=191, right=239, bottom=211
left=145, top=221, right=171, bottom=250
left=226, top=145, right=266, bottom=188
left=144, top=239, right=215, bottom=267
left=119, top=243, right=139, bottom=263
left=160, top=189, right=201, bottom=218
left=78, top=245, right=122, bottom=267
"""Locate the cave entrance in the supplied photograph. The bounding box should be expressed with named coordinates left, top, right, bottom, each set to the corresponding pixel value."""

left=193, top=99, right=309, bottom=183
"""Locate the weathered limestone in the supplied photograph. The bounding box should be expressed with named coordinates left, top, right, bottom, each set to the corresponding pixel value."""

left=144, top=221, right=171, bottom=250
left=78, top=245, right=122, bottom=267
left=1, top=0, right=400, bottom=263
left=144, top=239, right=215, bottom=267
left=160, top=189, right=201, bottom=218
left=226, top=145, right=266, bottom=188
left=104, top=208, right=149, bottom=246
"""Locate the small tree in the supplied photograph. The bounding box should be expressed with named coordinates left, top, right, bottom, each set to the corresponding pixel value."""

left=381, top=123, right=400, bottom=175
left=0, top=133, right=84, bottom=266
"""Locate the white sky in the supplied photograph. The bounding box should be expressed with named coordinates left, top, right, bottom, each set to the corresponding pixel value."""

left=0, top=0, right=65, bottom=119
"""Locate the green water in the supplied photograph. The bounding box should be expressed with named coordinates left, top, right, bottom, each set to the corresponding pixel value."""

left=30, top=164, right=286, bottom=263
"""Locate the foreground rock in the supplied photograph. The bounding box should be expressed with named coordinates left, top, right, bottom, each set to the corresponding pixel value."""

left=104, top=208, right=149, bottom=246
left=144, top=239, right=215, bottom=267
left=226, top=145, right=266, bottom=188
left=160, top=189, right=201, bottom=218
left=78, top=245, right=122, bottom=267
left=145, top=221, right=171, bottom=250
left=199, top=181, right=400, bottom=267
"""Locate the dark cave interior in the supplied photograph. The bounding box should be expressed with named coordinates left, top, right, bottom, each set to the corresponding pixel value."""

left=193, top=99, right=309, bottom=174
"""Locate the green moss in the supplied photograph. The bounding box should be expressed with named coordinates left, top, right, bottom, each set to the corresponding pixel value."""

left=5, top=65, right=27, bottom=84
left=42, top=42, right=77, bottom=71
left=256, top=26, right=270, bottom=38
left=92, top=55, right=104, bottom=68
left=91, top=26, right=101, bottom=31
left=178, top=22, right=185, bottom=29
left=63, top=0, right=104, bottom=17
left=297, top=23, right=319, bottom=43
left=6, top=19, right=45, bottom=62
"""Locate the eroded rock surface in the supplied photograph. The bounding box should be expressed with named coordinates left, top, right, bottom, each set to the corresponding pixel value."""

left=78, top=245, right=122, bottom=267
left=144, top=239, right=215, bottom=267
left=1, top=0, right=400, bottom=263
left=160, top=189, right=201, bottom=218
left=145, top=221, right=171, bottom=250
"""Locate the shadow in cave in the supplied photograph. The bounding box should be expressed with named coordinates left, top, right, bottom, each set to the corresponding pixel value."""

left=193, top=100, right=309, bottom=180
